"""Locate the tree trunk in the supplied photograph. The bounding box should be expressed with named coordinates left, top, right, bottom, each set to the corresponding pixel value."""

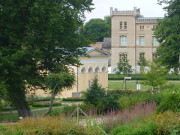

left=44, top=93, right=56, bottom=116
left=13, top=96, right=31, bottom=118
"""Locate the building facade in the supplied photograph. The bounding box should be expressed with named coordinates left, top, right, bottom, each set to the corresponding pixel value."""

left=34, top=47, right=109, bottom=98
left=111, top=7, right=162, bottom=73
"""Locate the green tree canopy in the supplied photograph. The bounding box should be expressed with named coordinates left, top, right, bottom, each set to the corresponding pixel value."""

left=0, top=0, right=93, bottom=117
left=141, top=62, right=168, bottom=93
left=155, top=0, right=180, bottom=69
left=115, top=53, right=133, bottom=75
left=44, top=72, right=75, bottom=115
left=84, top=17, right=111, bottom=43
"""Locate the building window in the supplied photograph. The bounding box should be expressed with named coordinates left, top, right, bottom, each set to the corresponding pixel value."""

left=124, top=22, right=127, bottom=29
left=120, top=36, right=127, bottom=46
left=120, top=22, right=123, bottom=30
left=152, top=36, right=159, bottom=46
left=152, top=53, right=157, bottom=58
left=119, top=53, right=127, bottom=62
left=139, top=36, right=145, bottom=46
left=120, top=21, right=127, bottom=30
left=139, top=52, right=145, bottom=58
left=140, top=25, right=144, bottom=30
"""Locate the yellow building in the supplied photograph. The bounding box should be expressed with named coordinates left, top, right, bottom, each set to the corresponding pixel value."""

left=110, top=7, right=162, bottom=73
left=35, top=47, right=109, bottom=98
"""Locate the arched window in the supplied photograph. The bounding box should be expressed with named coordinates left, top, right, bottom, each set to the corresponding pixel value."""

left=95, top=67, right=100, bottom=73
left=88, top=67, right=93, bottom=73
left=102, top=67, right=106, bottom=72
left=81, top=67, right=86, bottom=73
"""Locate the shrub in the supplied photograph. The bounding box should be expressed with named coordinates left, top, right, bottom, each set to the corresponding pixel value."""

left=32, top=101, right=61, bottom=107
left=156, top=93, right=180, bottom=113
left=96, top=93, right=119, bottom=111
left=2, top=116, right=103, bottom=135
left=112, top=122, right=157, bottom=135
left=101, top=102, right=156, bottom=134
left=62, top=97, right=85, bottom=102
left=117, top=92, right=161, bottom=110
left=26, top=95, right=51, bottom=102
left=149, top=111, right=180, bottom=134
left=83, top=78, right=106, bottom=106
left=108, top=74, right=144, bottom=80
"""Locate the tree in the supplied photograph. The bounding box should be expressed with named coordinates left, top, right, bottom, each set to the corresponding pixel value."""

left=83, top=78, right=106, bottom=106
left=137, top=53, right=148, bottom=72
left=154, top=0, right=180, bottom=69
left=115, top=53, right=133, bottom=75
left=44, top=72, right=75, bottom=115
left=141, top=62, right=168, bottom=93
left=0, top=0, right=93, bottom=117
left=84, top=18, right=110, bottom=43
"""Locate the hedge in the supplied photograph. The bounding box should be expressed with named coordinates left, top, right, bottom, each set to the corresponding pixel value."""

left=62, top=97, right=85, bottom=102
left=108, top=74, right=180, bottom=80
left=32, top=101, right=61, bottom=107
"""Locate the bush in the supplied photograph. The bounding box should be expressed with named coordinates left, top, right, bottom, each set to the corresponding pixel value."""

left=112, top=122, right=156, bottom=135
left=108, top=74, right=144, bottom=80
left=156, top=93, right=180, bottom=113
left=149, top=111, right=180, bottom=134
left=117, top=92, right=161, bottom=110
left=97, top=93, right=119, bottom=111
left=83, top=78, right=106, bottom=106
left=62, top=97, right=85, bottom=102
left=26, top=95, right=51, bottom=104
left=2, top=117, right=103, bottom=135
left=32, top=101, right=61, bottom=107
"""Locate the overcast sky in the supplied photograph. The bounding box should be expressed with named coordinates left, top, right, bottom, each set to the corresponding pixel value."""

left=85, top=0, right=167, bottom=22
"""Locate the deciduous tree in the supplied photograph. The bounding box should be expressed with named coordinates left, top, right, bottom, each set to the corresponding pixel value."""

left=0, top=0, right=93, bottom=117
left=44, top=72, right=75, bottom=115
left=155, top=0, right=180, bottom=69
left=140, top=62, right=168, bottom=93
left=84, top=18, right=110, bottom=43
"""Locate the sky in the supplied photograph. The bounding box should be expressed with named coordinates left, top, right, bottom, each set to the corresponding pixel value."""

left=85, top=0, right=167, bottom=22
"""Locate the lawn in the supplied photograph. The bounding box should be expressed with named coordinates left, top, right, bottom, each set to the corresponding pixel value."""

left=0, top=107, right=64, bottom=122
left=108, top=80, right=180, bottom=90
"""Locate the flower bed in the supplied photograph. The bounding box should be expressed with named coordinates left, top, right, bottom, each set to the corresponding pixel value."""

left=32, top=101, right=61, bottom=107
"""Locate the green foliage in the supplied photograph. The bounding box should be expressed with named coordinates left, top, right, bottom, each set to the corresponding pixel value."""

left=156, top=93, right=180, bottom=113
left=84, top=18, right=110, bottom=42
left=45, top=72, right=75, bottom=95
left=44, top=72, right=75, bottom=115
left=140, top=62, right=168, bottom=92
left=137, top=54, right=148, bottom=72
left=32, top=101, right=61, bottom=107
left=0, top=0, right=93, bottom=114
left=150, top=110, right=180, bottom=135
left=96, top=93, right=119, bottom=110
left=118, top=92, right=161, bottom=110
left=115, top=53, right=133, bottom=75
left=83, top=78, right=106, bottom=106
left=155, top=0, right=180, bottom=69
left=112, top=122, right=157, bottom=135
left=108, top=73, right=180, bottom=80
left=1, top=116, right=103, bottom=135
left=62, top=97, right=85, bottom=102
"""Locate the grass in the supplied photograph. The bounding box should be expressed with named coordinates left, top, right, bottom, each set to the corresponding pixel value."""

left=108, top=80, right=180, bottom=90
left=0, top=107, right=64, bottom=122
